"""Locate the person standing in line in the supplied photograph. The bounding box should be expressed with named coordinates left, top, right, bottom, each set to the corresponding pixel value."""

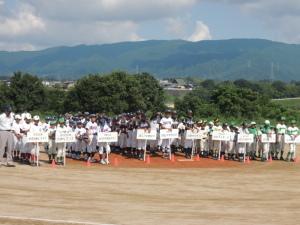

left=47, top=120, right=57, bottom=163
left=85, top=114, right=99, bottom=163
left=0, top=105, right=16, bottom=167
left=261, top=120, right=273, bottom=162
left=136, top=114, right=150, bottom=160
left=56, top=118, right=68, bottom=165
left=276, top=116, right=287, bottom=160
left=286, top=120, right=299, bottom=162
left=160, top=109, right=174, bottom=159
left=248, top=122, right=258, bottom=160
left=98, top=117, right=111, bottom=165
left=12, top=114, right=22, bottom=161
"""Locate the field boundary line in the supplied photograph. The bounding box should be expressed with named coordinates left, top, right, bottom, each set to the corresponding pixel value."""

left=0, top=215, right=115, bottom=225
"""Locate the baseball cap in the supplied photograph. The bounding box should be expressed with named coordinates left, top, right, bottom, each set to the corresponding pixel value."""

left=25, top=113, right=32, bottom=120
left=15, top=114, right=21, bottom=120
left=33, top=115, right=40, bottom=121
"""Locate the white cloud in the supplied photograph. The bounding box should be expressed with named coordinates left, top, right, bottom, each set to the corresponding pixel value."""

left=25, top=0, right=197, bottom=21
left=208, top=0, right=300, bottom=43
left=0, top=11, right=45, bottom=37
left=1, top=0, right=300, bottom=51
left=166, top=18, right=187, bottom=38
left=188, top=21, right=212, bottom=42
left=0, top=0, right=199, bottom=51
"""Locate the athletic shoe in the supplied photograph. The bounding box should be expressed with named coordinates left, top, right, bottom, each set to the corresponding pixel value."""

left=100, top=159, right=106, bottom=165
left=105, top=159, right=110, bottom=164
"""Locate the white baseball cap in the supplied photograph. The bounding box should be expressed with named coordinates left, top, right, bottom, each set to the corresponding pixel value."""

left=25, top=113, right=32, bottom=120
left=265, top=120, right=270, bottom=125
left=33, top=115, right=40, bottom=121
left=14, top=114, right=21, bottom=120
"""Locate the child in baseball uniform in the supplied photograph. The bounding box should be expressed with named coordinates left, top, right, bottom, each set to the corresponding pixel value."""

left=28, top=115, right=43, bottom=166
left=12, top=114, right=22, bottom=161
left=212, top=119, right=223, bottom=159
left=286, top=120, right=299, bottom=162
left=261, top=120, right=272, bottom=161
left=237, top=122, right=249, bottom=162
left=118, top=115, right=128, bottom=154
left=98, top=118, right=111, bottom=164
left=85, top=114, right=98, bottom=163
left=20, top=113, right=32, bottom=164
left=183, top=118, right=194, bottom=159
left=137, top=115, right=150, bottom=160
left=74, top=121, right=86, bottom=160
left=248, top=122, right=259, bottom=160
left=160, top=110, right=174, bottom=159
left=56, top=118, right=68, bottom=165
left=220, top=123, right=231, bottom=159
left=47, top=120, right=57, bottom=163
left=276, top=117, right=287, bottom=160
left=228, top=123, right=238, bottom=160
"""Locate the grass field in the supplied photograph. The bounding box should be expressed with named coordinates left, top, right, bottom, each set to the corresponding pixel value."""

left=272, top=98, right=300, bottom=110
left=0, top=149, right=300, bottom=225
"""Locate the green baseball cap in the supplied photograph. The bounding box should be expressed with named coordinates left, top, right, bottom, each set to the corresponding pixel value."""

left=50, top=120, right=57, bottom=125
left=58, top=118, right=65, bottom=123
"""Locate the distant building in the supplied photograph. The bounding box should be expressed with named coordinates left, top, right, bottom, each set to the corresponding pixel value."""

left=159, top=78, right=193, bottom=91
left=42, top=80, right=75, bottom=90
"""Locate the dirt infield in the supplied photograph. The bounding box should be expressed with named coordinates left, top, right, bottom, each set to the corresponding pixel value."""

left=62, top=153, right=242, bottom=169
left=0, top=152, right=300, bottom=225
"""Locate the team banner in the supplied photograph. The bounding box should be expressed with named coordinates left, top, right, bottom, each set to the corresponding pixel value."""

left=284, top=134, right=300, bottom=144
left=27, top=132, right=49, bottom=143
left=55, top=130, right=76, bottom=143
left=136, top=129, right=157, bottom=140
left=185, top=130, right=204, bottom=140
left=98, top=132, right=118, bottom=143
left=237, top=134, right=254, bottom=143
left=212, top=131, right=231, bottom=141
left=261, top=134, right=276, bottom=143
left=160, top=129, right=179, bottom=139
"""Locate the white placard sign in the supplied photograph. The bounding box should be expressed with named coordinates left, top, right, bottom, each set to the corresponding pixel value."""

left=160, top=129, right=179, bottom=139
left=261, top=134, right=276, bottom=143
left=55, top=130, right=76, bottom=143
left=238, top=134, right=254, bottom=143
left=98, top=132, right=118, bottom=143
left=212, top=132, right=231, bottom=141
left=284, top=135, right=300, bottom=144
left=136, top=129, right=157, bottom=140
left=27, top=132, right=49, bottom=143
left=185, top=130, right=204, bottom=140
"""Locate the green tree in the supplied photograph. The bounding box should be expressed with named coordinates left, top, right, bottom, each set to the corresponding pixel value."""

left=8, top=72, right=46, bottom=112
left=134, top=73, right=165, bottom=113
left=64, top=72, right=165, bottom=114
left=44, top=86, right=66, bottom=114
left=211, top=84, right=262, bottom=119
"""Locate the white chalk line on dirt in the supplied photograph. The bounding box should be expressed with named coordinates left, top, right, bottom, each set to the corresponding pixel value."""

left=0, top=215, right=116, bottom=225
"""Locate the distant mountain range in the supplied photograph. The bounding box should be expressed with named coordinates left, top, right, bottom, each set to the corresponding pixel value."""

left=1, top=39, right=300, bottom=81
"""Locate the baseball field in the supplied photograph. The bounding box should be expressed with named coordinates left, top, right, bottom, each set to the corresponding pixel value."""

left=0, top=150, right=300, bottom=225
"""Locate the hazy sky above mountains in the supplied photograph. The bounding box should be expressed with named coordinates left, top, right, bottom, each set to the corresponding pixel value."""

left=0, top=0, right=299, bottom=51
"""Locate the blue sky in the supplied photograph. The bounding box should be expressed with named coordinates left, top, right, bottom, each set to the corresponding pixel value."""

left=0, top=0, right=299, bottom=51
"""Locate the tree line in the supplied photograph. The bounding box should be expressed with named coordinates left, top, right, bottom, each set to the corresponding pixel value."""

left=0, top=72, right=299, bottom=123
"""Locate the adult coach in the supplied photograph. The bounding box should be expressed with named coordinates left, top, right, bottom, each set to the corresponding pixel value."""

left=0, top=105, right=16, bottom=167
